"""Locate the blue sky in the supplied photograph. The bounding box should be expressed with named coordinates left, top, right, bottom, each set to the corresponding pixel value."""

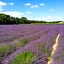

left=0, top=0, right=64, bottom=21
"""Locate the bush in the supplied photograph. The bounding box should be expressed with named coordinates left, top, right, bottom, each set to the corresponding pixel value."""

left=0, top=45, right=11, bottom=61
left=10, top=50, right=36, bottom=64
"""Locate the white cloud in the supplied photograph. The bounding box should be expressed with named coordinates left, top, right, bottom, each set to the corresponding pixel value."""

left=25, top=3, right=45, bottom=8
left=30, top=5, right=38, bottom=8
left=25, top=3, right=31, bottom=6
left=0, top=11, right=23, bottom=18
left=50, top=9, right=54, bottom=12
left=42, top=16, right=64, bottom=21
left=40, top=3, right=45, bottom=6
left=8, top=2, right=14, bottom=6
left=0, top=1, right=7, bottom=6
left=0, top=1, right=7, bottom=11
left=26, top=11, right=32, bottom=14
left=28, top=16, right=64, bottom=21
left=0, top=1, right=15, bottom=11
left=0, top=8, right=3, bottom=11
left=27, top=16, right=43, bottom=21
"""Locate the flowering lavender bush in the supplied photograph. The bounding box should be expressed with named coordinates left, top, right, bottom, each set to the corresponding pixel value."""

left=0, top=25, right=64, bottom=64
left=48, top=26, right=64, bottom=64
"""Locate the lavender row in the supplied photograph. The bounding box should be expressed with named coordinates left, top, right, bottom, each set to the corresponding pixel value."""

left=48, top=26, right=64, bottom=64
left=2, top=27, right=59, bottom=64
left=0, top=25, right=50, bottom=63
left=0, top=25, right=45, bottom=43
left=0, top=25, right=62, bottom=64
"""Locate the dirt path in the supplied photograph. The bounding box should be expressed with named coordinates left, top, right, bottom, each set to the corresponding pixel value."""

left=47, top=33, right=60, bottom=64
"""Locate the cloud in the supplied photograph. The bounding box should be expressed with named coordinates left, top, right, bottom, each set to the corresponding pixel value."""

left=0, top=11, right=23, bottom=18
left=25, top=3, right=45, bottom=8
left=0, top=1, right=15, bottom=11
left=30, top=5, right=38, bottom=8
left=8, top=2, right=14, bottom=6
left=50, top=9, right=54, bottom=12
left=0, top=1, right=7, bottom=11
left=42, top=16, right=64, bottom=21
left=26, top=11, right=32, bottom=14
left=0, top=8, right=3, bottom=11
left=40, top=3, right=45, bottom=6
left=27, top=16, right=43, bottom=21
left=25, top=3, right=31, bottom=6
left=0, top=1, right=7, bottom=6
left=28, top=16, right=64, bottom=21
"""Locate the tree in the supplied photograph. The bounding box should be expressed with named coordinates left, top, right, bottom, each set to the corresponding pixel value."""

left=0, top=14, right=6, bottom=24
left=15, top=17, right=19, bottom=24
left=20, top=17, right=27, bottom=24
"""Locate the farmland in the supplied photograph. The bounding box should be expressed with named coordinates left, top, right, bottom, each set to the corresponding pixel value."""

left=0, top=24, right=64, bottom=64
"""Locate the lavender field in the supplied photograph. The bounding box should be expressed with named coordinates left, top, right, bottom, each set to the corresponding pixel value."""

left=0, top=24, right=64, bottom=64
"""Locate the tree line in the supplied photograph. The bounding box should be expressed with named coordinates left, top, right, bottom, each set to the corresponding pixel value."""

left=0, top=13, right=63, bottom=24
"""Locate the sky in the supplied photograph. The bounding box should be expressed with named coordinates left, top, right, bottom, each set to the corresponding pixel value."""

left=0, top=0, right=64, bottom=21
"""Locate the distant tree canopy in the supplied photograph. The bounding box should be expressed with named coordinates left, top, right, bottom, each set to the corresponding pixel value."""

left=0, top=14, right=16, bottom=24
left=0, top=13, right=63, bottom=24
left=0, top=14, right=29, bottom=24
left=20, top=17, right=27, bottom=24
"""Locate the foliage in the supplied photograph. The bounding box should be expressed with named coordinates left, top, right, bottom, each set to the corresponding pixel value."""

left=0, top=13, right=64, bottom=24
left=10, top=50, right=35, bottom=64
left=0, top=45, right=11, bottom=61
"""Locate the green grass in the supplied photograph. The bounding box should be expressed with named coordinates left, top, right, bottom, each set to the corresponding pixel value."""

left=12, top=39, right=28, bottom=49
left=0, top=39, right=29, bottom=62
left=10, top=50, right=36, bottom=64
left=0, top=44, right=11, bottom=61
left=19, top=39, right=28, bottom=47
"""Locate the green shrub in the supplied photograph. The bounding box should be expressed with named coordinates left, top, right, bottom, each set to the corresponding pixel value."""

left=10, top=50, right=36, bottom=64
left=18, top=39, right=28, bottom=47
left=0, top=45, right=11, bottom=61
